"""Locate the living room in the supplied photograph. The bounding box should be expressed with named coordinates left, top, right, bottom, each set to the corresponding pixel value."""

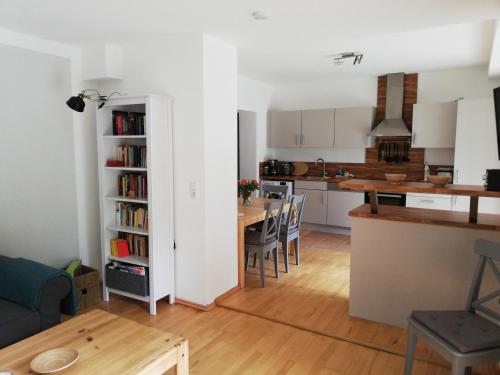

left=1, top=1, right=500, bottom=374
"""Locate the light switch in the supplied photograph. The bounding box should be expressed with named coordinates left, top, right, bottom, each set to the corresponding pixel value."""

left=190, top=182, right=198, bottom=199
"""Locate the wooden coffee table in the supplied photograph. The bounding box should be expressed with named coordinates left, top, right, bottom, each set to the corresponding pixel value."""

left=0, top=309, right=188, bottom=374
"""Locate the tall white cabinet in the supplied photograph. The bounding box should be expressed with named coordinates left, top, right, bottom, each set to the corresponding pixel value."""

left=453, top=97, right=500, bottom=214
left=96, top=94, right=175, bottom=315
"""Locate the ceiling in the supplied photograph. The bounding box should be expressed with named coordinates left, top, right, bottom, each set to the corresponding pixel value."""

left=0, top=0, right=499, bottom=84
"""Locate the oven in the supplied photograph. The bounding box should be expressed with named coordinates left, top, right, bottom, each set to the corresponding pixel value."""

left=364, top=191, right=406, bottom=206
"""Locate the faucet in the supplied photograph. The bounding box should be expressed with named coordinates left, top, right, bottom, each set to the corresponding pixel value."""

left=315, top=158, right=328, bottom=178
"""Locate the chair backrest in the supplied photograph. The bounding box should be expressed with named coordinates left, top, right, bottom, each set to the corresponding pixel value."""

left=260, top=200, right=285, bottom=244
left=465, top=239, right=500, bottom=322
left=282, top=194, right=306, bottom=233
left=261, top=184, right=289, bottom=199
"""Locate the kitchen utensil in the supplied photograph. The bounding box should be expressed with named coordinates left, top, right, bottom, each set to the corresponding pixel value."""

left=384, top=173, right=407, bottom=184
left=292, top=162, right=309, bottom=176
left=403, top=143, right=410, bottom=162
left=428, top=175, right=449, bottom=187
left=280, top=162, right=295, bottom=176
left=30, top=348, right=79, bottom=374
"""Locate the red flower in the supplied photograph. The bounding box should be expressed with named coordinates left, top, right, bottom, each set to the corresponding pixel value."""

left=241, top=179, right=247, bottom=185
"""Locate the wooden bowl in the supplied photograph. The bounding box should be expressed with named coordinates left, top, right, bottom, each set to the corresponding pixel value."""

left=428, top=175, right=449, bottom=187
left=384, top=174, right=406, bottom=184
left=30, top=348, right=78, bottom=374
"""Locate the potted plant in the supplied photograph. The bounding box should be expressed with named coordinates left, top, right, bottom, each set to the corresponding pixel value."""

left=238, top=179, right=259, bottom=205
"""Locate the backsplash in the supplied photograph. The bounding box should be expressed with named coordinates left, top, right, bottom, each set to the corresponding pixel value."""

left=260, top=147, right=427, bottom=181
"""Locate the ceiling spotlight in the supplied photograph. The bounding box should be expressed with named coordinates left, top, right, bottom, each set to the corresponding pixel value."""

left=251, top=10, right=268, bottom=21
left=329, top=52, right=364, bottom=66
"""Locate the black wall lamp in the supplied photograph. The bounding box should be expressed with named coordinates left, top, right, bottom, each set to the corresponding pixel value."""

left=66, top=89, right=121, bottom=112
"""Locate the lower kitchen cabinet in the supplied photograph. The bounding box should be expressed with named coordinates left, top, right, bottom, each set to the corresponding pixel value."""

left=406, top=193, right=452, bottom=210
left=327, top=191, right=364, bottom=227
left=294, top=188, right=328, bottom=225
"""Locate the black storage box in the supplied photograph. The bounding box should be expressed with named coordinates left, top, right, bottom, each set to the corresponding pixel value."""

left=486, top=169, right=500, bottom=192
left=105, top=263, right=149, bottom=297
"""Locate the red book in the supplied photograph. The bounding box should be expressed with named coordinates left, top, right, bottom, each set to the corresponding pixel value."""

left=117, top=239, right=130, bottom=257
left=106, top=160, right=124, bottom=167
left=116, top=115, right=123, bottom=135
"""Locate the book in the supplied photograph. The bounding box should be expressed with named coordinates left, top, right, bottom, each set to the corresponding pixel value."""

left=112, top=111, right=146, bottom=136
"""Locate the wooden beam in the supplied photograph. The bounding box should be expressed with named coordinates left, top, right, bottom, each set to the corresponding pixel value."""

left=369, top=191, right=378, bottom=214
left=469, top=196, right=479, bottom=224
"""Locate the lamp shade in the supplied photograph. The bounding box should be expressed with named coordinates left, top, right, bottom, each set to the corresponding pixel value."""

left=66, top=96, right=85, bottom=112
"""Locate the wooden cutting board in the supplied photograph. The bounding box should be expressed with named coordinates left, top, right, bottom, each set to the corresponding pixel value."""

left=292, top=162, right=309, bottom=176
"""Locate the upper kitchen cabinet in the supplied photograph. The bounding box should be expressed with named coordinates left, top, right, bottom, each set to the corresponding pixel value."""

left=334, top=107, right=375, bottom=148
left=412, top=102, right=457, bottom=148
left=300, top=109, right=335, bottom=148
left=269, top=110, right=302, bottom=148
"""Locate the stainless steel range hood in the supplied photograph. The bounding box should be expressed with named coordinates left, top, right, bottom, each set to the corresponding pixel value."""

left=370, top=73, right=411, bottom=137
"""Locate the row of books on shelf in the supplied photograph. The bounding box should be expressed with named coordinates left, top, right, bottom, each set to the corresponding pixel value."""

left=115, top=203, right=148, bottom=229
left=118, top=173, right=147, bottom=199
left=110, top=233, right=148, bottom=257
left=112, top=110, right=145, bottom=136
left=107, top=261, right=146, bottom=276
left=106, top=145, right=147, bottom=168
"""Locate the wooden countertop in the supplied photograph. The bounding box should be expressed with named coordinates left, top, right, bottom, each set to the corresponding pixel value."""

left=349, top=204, right=500, bottom=232
left=260, top=175, right=352, bottom=182
left=339, top=179, right=500, bottom=198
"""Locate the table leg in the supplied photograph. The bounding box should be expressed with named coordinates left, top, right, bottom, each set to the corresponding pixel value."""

left=176, top=340, right=189, bottom=375
left=369, top=191, right=378, bottom=214
left=238, top=217, right=245, bottom=288
left=469, top=196, right=479, bottom=224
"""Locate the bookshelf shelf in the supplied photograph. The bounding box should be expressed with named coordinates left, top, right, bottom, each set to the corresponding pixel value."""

left=107, top=224, right=149, bottom=236
left=97, top=94, right=175, bottom=315
left=105, top=166, right=147, bottom=172
left=103, top=135, right=147, bottom=139
left=105, top=195, right=148, bottom=204
left=108, top=255, right=149, bottom=267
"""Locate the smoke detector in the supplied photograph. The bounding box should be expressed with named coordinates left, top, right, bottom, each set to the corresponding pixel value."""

left=331, top=52, right=363, bottom=65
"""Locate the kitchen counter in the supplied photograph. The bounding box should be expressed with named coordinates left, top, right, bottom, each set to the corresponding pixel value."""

left=260, top=175, right=351, bottom=182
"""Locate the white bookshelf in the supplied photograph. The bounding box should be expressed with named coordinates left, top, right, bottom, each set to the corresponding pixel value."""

left=96, top=94, right=175, bottom=315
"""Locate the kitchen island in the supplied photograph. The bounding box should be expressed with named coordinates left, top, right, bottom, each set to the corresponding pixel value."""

left=339, top=179, right=500, bottom=327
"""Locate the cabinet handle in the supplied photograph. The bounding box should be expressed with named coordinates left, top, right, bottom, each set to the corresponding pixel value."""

left=301, top=134, right=304, bottom=146
left=295, top=134, right=299, bottom=145
left=419, top=199, right=435, bottom=204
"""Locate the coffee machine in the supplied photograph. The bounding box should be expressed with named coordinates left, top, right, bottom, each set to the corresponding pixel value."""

left=263, top=160, right=279, bottom=176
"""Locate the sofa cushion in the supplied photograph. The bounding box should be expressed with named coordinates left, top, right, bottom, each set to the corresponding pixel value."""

left=412, top=310, right=500, bottom=353
left=0, top=299, right=40, bottom=348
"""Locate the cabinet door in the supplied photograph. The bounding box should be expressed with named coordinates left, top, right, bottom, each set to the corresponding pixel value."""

left=300, top=109, right=335, bottom=148
left=327, top=191, right=365, bottom=227
left=294, top=188, right=327, bottom=224
left=269, top=111, right=301, bottom=148
left=334, top=107, right=374, bottom=148
left=453, top=98, right=500, bottom=213
left=412, top=102, right=457, bottom=148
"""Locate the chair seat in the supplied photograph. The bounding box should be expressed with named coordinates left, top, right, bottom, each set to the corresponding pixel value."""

left=244, top=231, right=277, bottom=246
left=280, top=226, right=298, bottom=236
left=412, top=310, right=500, bottom=353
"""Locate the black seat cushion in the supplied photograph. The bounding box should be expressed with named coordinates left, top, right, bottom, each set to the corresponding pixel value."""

left=245, top=231, right=277, bottom=246
left=0, top=299, right=40, bottom=348
left=412, top=310, right=500, bottom=353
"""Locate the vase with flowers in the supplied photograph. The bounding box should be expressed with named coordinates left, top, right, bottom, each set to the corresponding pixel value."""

left=238, top=179, right=259, bottom=205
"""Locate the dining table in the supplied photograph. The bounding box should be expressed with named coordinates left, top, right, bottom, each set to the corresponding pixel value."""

left=237, top=197, right=290, bottom=288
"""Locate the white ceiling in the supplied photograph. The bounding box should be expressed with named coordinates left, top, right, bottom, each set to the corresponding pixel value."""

left=0, top=0, right=499, bottom=84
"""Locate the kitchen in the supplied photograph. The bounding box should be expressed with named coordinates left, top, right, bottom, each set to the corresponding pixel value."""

left=229, top=66, right=500, bottom=374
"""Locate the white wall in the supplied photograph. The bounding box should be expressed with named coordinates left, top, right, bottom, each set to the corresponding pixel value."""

left=237, top=76, right=274, bottom=163
left=238, top=110, right=258, bottom=180
left=98, top=34, right=238, bottom=305
left=203, top=35, right=238, bottom=300
left=0, top=29, right=100, bottom=270
left=0, top=44, right=79, bottom=267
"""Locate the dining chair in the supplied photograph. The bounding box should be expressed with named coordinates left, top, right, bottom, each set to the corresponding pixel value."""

left=261, top=184, right=289, bottom=199
left=404, top=239, right=500, bottom=375
left=244, top=200, right=284, bottom=287
left=279, top=194, right=306, bottom=272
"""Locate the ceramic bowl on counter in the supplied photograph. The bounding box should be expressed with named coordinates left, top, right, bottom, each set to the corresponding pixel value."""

left=427, top=175, right=449, bottom=187
left=384, top=173, right=407, bottom=184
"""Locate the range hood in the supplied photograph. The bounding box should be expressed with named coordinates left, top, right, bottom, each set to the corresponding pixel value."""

left=370, top=73, right=411, bottom=137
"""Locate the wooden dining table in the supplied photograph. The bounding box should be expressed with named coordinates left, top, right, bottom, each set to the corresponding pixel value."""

left=237, top=197, right=290, bottom=288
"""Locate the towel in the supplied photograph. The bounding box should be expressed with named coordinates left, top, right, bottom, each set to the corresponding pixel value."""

left=0, top=257, right=78, bottom=315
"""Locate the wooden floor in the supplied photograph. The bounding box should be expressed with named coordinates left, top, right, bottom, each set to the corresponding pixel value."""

left=80, top=230, right=497, bottom=374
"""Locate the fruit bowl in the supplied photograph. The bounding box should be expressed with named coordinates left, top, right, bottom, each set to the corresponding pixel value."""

left=428, top=175, right=449, bottom=187
left=384, top=173, right=407, bottom=184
